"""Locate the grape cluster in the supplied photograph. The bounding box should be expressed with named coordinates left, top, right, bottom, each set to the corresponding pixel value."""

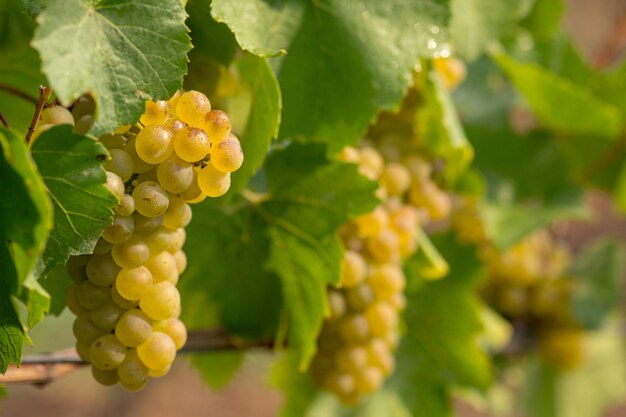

left=54, top=90, right=243, bottom=390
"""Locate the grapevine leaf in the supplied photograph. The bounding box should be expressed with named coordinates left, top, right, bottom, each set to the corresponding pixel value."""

left=493, top=53, right=622, bottom=138
left=521, top=321, right=626, bottom=417
left=0, top=127, right=52, bottom=372
left=213, top=0, right=451, bottom=150
left=190, top=352, right=245, bottom=389
left=182, top=143, right=378, bottom=370
left=0, top=0, right=35, bottom=51
left=570, top=239, right=626, bottom=329
left=450, top=0, right=523, bottom=60
left=39, top=265, right=71, bottom=316
left=392, top=234, right=491, bottom=417
left=32, top=0, right=191, bottom=135
left=30, top=125, right=116, bottom=276
left=186, top=0, right=238, bottom=67
left=520, top=0, right=564, bottom=39
left=227, top=54, right=281, bottom=195
left=271, top=351, right=318, bottom=417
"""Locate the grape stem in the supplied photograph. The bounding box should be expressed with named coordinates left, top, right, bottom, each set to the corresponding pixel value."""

left=0, top=329, right=275, bottom=385
left=24, top=86, right=52, bottom=145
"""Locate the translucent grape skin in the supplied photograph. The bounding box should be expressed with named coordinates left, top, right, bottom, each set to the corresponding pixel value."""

left=145, top=251, right=178, bottom=284
left=41, top=106, right=74, bottom=125
left=117, top=349, right=149, bottom=389
left=137, top=331, right=177, bottom=370
left=86, top=253, right=121, bottom=287
left=90, top=302, right=125, bottom=331
left=162, top=197, right=192, bottom=229
left=210, top=134, right=244, bottom=173
left=175, top=90, right=211, bottom=127
left=157, top=156, right=194, bottom=193
left=115, top=308, right=153, bottom=347
left=76, top=280, right=111, bottom=310
left=197, top=163, right=231, bottom=197
left=102, top=215, right=134, bottom=244
left=105, top=149, right=134, bottom=182
left=132, top=181, right=170, bottom=218
left=116, top=266, right=153, bottom=300
left=135, top=125, right=174, bottom=164
left=111, top=238, right=150, bottom=268
left=140, top=100, right=170, bottom=126
left=153, top=318, right=187, bottom=350
left=89, top=334, right=127, bottom=370
left=139, top=281, right=181, bottom=321
left=201, top=110, right=231, bottom=143
left=92, top=367, right=119, bottom=386
left=173, top=127, right=210, bottom=162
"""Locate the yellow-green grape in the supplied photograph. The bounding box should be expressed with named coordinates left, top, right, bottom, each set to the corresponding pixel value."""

left=148, top=364, right=171, bottom=378
left=76, top=339, right=92, bottom=362
left=135, top=125, right=174, bottom=164
left=99, top=134, right=126, bottom=150
left=89, top=334, right=127, bottom=370
left=380, top=163, right=411, bottom=196
left=76, top=280, right=111, bottom=310
left=404, top=155, right=432, bottom=180
left=358, top=147, right=384, bottom=180
left=86, top=253, right=121, bottom=287
left=328, top=290, right=347, bottom=319
left=115, top=124, right=131, bottom=134
left=176, top=171, right=203, bottom=202
left=345, top=284, right=374, bottom=311
left=145, top=251, right=178, bottom=284
left=115, top=266, right=153, bottom=300
left=139, top=282, right=181, bottom=320
left=114, top=195, right=135, bottom=217
left=173, top=127, right=210, bottom=162
left=355, top=367, right=383, bottom=394
left=197, top=163, right=231, bottom=197
left=111, top=238, right=150, bottom=268
left=65, top=284, right=84, bottom=315
left=74, top=114, right=94, bottom=134
left=137, top=331, right=177, bottom=370
left=156, top=156, right=194, bottom=193
left=364, top=302, right=397, bottom=337
left=66, top=255, right=90, bottom=282
left=172, top=250, right=187, bottom=274
left=72, top=95, right=95, bottom=119
left=73, top=313, right=105, bottom=344
left=432, top=57, right=467, bottom=91
left=338, top=314, right=369, bottom=342
left=338, top=146, right=360, bottom=163
left=105, top=171, right=124, bottom=201
left=340, top=250, right=367, bottom=288
left=162, top=197, right=192, bottom=229
left=105, top=149, right=134, bottom=182
left=132, top=181, right=169, bottom=217
left=119, top=377, right=147, bottom=392
left=140, top=100, right=170, bottom=126
left=162, top=118, right=186, bottom=134
left=117, top=349, right=149, bottom=390
left=167, top=90, right=181, bottom=109
left=90, top=302, right=125, bottom=331
left=125, top=137, right=154, bottom=173
left=366, top=339, right=395, bottom=376
left=111, top=285, right=138, bottom=309
left=210, top=133, right=244, bottom=173
left=354, top=206, right=388, bottom=237
left=135, top=168, right=158, bottom=184
left=153, top=318, right=187, bottom=350
left=133, top=213, right=163, bottom=236
left=366, top=229, right=400, bottom=262
left=389, top=293, right=406, bottom=310
left=368, top=264, right=405, bottom=301
left=167, top=228, right=186, bottom=253
left=102, top=215, right=134, bottom=244
left=201, top=109, right=231, bottom=143
left=335, top=346, right=368, bottom=373
left=409, top=180, right=451, bottom=221
left=175, top=90, right=211, bottom=127
left=92, top=367, right=119, bottom=386
left=323, top=373, right=356, bottom=399
left=115, top=309, right=153, bottom=347
left=40, top=106, right=74, bottom=125
left=93, top=237, right=114, bottom=255
left=141, top=227, right=172, bottom=256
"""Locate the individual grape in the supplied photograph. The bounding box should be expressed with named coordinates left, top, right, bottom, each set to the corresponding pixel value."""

left=147, top=364, right=171, bottom=378
left=132, top=181, right=169, bottom=217
left=112, top=238, right=150, bottom=268
left=116, top=266, right=153, bottom=300
left=364, top=302, right=396, bottom=337
left=176, top=171, right=203, bottom=202
left=76, top=339, right=92, bottom=362
left=74, top=114, right=94, bottom=134
left=76, top=280, right=111, bottom=310
left=65, top=284, right=84, bottom=315
left=167, top=228, right=186, bottom=253
left=145, top=251, right=178, bottom=284
left=140, top=100, right=170, bottom=126
left=115, top=309, right=153, bottom=347
left=368, top=264, right=405, bottom=301
left=163, top=118, right=186, bottom=134
left=99, top=134, right=126, bottom=150
left=117, top=349, right=149, bottom=389
left=172, top=250, right=187, bottom=274
left=380, top=163, right=411, bottom=196
left=41, top=106, right=74, bottom=125
left=105, top=171, right=124, bottom=201
left=66, top=255, right=90, bottom=282
left=173, top=127, right=210, bottom=162
left=71, top=95, right=95, bottom=119
left=201, top=109, right=231, bottom=143
left=355, top=367, right=383, bottom=393
left=366, top=229, right=400, bottom=262
left=111, top=285, right=138, bottom=310
left=323, top=373, right=355, bottom=398
left=335, top=346, right=368, bottom=373
left=105, top=149, right=134, bottom=182
left=328, top=290, right=346, bottom=319
left=92, top=367, right=119, bottom=386
left=133, top=213, right=163, bottom=236
left=86, top=253, right=121, bottom=287
left=135, top=125, right=174, bottom=164
left=210, top=134, right=244, bottom=172
left=338, top=314, right=369, bottom=343
left=162, top=197, right=192, bottom=229
left=73, top=313, right=105, bottom=344
left=137, top=331, right=177, bottom=370
left=340, top=250, right=367, bottom=288
left=353, top=206, right=388, bottom=237
left=197, top=163, right=231, bottom=197
left=115, top=194, right=136, bottom=216
left=153, top=318, right=187, bottom=350
left=89, top=334, right=127, bottom=370
left=93, top=237, right=114, bottom=255
left=125, top=137, right=154, bottom=173
left=143, top=227, right=174, bottom=255
left=345, top=284, right=375, bottom=311
left=139, top=281, right=181, bottom=320
left=358, top=147, right=384, bottom=180
left=119, top=377, right=147, bottom=392
left=101, top=215, right=134, bottom=244
left=175, top=90, right=211, bottom=127
left=90, top=302, right=125, bottom=331
left=156, top=156, right=193, bottom=193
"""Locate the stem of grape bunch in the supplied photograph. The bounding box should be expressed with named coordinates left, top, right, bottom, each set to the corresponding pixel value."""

left=25, top=86, right=52, bottom=144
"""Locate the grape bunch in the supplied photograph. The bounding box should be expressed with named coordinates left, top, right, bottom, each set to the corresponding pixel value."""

left=45, top=89, right=244, bottom=390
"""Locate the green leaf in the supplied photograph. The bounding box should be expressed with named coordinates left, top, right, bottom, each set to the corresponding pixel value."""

left=213, top=0, right=451, bottom=150
left=21, top=0, right=45, bottom=19
left=271, top=351, right=318, bottom=417
left=186, top=0, right=237, bottom=67
left=493, top=53, right=622, bottom=138
left=0, top=127, right=52, bottom=372
left=570, top=239, right=626, bottom=329
left=520, top=0, right=564, bottom=39
left=521, top=321, right=626, bottom=417
left=39, top=265, right=71, bottom=316
left=0, top=0, right=36, bottom=51
left=450, top=0, right=523, bottom=60
left=30, top=125, right=116, bottom=276
left=181, top=143, right=379, bottom=368
left=393, top=233, right=491, bottom=417
left=32, top=0, right=191, bottom=135
left=190, top=352, right=245, bottom=389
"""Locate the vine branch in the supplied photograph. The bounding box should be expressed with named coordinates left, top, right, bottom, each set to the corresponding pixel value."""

left=24, top=86, right=52, bottom=145
left=0, top=329, right=275, bottom=385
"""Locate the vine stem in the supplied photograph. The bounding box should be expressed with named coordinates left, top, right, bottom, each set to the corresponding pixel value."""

left=0, top=112, right=9, bottom=128
left=24, top=86, right=52, bottom=145
left=0, top=329, right=275, bottom=385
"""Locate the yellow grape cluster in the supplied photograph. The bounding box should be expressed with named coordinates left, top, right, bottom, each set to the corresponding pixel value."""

left=56, top=90, right=243, bottom=390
